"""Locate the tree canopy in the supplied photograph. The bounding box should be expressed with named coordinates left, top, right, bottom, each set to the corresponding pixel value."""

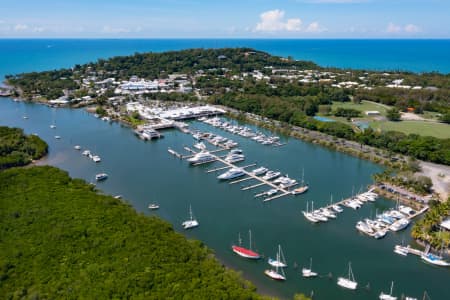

left=0, top=166, right=266, bottom=299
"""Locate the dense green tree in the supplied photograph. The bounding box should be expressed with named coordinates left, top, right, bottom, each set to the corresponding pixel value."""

left=386, top=108, right=401, bottom=121
left=0, top=166, right=267, bottom=299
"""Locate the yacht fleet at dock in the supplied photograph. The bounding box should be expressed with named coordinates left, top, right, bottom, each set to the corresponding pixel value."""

left=199, top=117, right=284, bottom=147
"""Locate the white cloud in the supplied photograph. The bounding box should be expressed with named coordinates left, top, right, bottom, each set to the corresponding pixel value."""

left=32, top=26, right=45, bottom=33
left=387, top=22, right=421, bottom=34
left=14, top=24, right=28, bottom=31
left=386, top=22, right=402, bottom=33
left=305, top=21, right=326, bottom=33
left=404, top=24, right=421, bottom=33
left=255, top=9, right=302, bottom=32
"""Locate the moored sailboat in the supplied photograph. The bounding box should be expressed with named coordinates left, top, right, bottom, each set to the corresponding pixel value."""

left=182, top=205, right=199, bottom=229
left=232, top=230, right=261, bottom=259
left=268, top=245, right=287, bottom=268
left=302, top=257, right=318, bottom=278
left=337, top=262, right=358, bottom=290
left=265, top=249, right=286, bottom=281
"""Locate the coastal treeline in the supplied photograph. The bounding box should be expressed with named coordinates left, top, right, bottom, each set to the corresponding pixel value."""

left=5, top=48, right=450, bottom=165
left=0, top=166, right=266, bottom=299
left=0, top=126, right=47, bottom=169
left=212, top=93, right=450, bottom=165
left=411, top=198, right=450, bottom=249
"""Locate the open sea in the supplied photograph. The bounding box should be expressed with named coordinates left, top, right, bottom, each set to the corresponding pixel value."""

left=1, top=39, right=450, bottom=84
left=1, top=39, right=449, bottom=299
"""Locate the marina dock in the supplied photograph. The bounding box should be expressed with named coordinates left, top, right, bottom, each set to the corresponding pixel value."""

left=169, top=145, right=297, bottom=202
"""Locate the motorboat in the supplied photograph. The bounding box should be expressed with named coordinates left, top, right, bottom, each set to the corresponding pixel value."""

left=332, top=204, right=344, bottom=213
left=264, top=189, right=278, bottom=197
left=82, top=150, right=91, bottom=156
left=182, top=205, right=199, bottom=229
left=373, top=229, right=388, bottom=239
left=187, top=151, right=216, bottom=164
left=337, top=262, right=358, bottom=290
left=92, top=155, right=101, bottom=163
left=250, top=166, right=268, bottom=176
left=224, top=153, right=245, bottom=163
left=54, top=135, right=61, bottom=139
left=262, top=171, right=281, bottom=181
left=50, top=124, right=56, bottom=129
left=217, top=168, right=245, bottom=180
left=148, top=203, right=160, bottom=210
left=356, top=221, right=374, bottom=236
left=421, top=252, right=450, bottom=267
left=343, top=200, right=361, bottom=210
left=389, top=218, right=410, bottom=232
left=95, top=173, right=108, bottom=181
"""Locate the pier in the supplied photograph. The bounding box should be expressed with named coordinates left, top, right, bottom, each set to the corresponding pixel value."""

left=170, top=145, right=296, bottom=202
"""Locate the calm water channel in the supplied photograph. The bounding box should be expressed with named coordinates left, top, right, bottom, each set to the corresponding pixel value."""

left=0, top=99, right=447, bottom=299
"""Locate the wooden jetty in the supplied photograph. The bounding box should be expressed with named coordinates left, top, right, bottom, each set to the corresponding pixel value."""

left=170, top=145, right=294, bottom=202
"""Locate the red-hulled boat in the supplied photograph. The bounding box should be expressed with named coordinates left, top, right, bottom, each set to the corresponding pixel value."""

left=232, top=245, right=261, bottom=259
left=232, top=230, right=261, bottom=259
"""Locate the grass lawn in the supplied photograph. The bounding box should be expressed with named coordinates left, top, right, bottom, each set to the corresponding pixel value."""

left=370, top=120, right=450, bottom=139
left=331, top=100, right=390, bottom=116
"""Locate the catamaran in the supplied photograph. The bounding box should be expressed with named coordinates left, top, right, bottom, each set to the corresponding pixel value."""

left=268, top=245, right=287, bottom=268
left=264, top=250, right=286, bottom=281
left=337, top=262, right=358, bottom=290
left=232, top=230, right=261, bottom=259
left=302, top=257, right=318, bottom=278
left=379, top=281, right=397, bottom=300
left=182, top=205, right=199, bottom=229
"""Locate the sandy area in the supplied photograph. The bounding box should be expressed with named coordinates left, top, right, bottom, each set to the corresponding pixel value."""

left=400, top=112, right=426, bottom=121
left=419, top=161, right=450, bottom=201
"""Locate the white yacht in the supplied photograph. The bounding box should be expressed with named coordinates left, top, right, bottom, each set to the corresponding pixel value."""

left=148, top=203, right=160, bottom=210
left=187, top=151, right=216, bottom=164
left=302, top=202, right=319, bottom=223
left=264, top=189, right=278, bottom=197
left=217, top=168, right=245, bottom=180
left=182, top=205, right=199, bottom=229
left=421, top=252, right=450, bottom=267
left=356, top=221, right=375, bottom=236
left=332, top=204, right=344, bottom=213
left=337, top=262, right=358, bottom=290
left=224, top=153, right=245, bottom=163
left=250, top=166, right=268, bottom=176
left=82, top=150, right=91, bottom=156
left=95, top=173, right=108, bottom=181
left=74, top=145, right=81, bottom=150
left=92, top=155, right=101, bottom=163
left=262, top=171, right=281, bottom=181
left=389, top=218, right=410, bottom=232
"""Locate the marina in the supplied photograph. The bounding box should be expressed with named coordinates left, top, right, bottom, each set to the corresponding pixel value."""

left=0, top=98, right=447, bottom=300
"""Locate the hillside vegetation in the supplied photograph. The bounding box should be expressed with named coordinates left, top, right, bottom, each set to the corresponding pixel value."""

left=0, top=166, right=264, bottom=299
left=0, top=126, right=48, bottom=170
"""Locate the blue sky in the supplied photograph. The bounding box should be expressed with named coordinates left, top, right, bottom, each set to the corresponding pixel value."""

left=0, top=0, right=449, bottom=38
